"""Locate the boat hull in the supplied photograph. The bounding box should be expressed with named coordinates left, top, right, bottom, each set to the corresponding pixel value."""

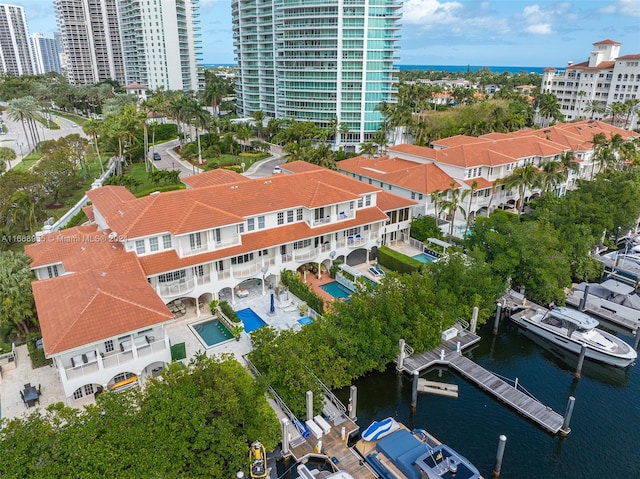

left=511, top=314, right=635, bottom=368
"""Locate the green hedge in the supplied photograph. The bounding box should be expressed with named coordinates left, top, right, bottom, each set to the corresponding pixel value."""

left=63, top=209, right=89, bottom=229
left=219, top=300, right=241, bottom=323
left=26, top=333, right=52, bottom=368
left=280, top=269, right=324, bottom=314
left=135, top=184, right=186, bottom=198
left=377, top=246, right=423, bottom=274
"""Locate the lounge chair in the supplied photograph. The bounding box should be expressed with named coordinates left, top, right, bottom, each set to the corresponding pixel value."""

left=283, top=305, right=298, bottom=313
left=277, top=300, right=292, bottom=309
left=374, top=264, right=385, bottom=276
left=369, top=267, right=382, bottom=277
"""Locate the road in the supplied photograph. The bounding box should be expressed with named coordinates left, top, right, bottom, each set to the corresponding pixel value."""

left=1, top=110, right=88, bottom=170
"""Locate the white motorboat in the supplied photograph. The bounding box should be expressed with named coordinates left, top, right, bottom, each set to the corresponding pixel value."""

left=510, top=305, right=637, bottom=368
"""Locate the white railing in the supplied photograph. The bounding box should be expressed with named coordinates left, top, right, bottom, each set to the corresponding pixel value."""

left=64, top=360, right=100, bottom=380
left=158, top=278, right=195, bottom=297
left=313, top=217, right=331, bottom=226
left=337, top=210, right=354, bottom=221
left=197, top=273, right=211, bottom=285
left=281, top=253, right=293, bottom=263
left=294, top=247, right=319, bottom=261
left=182, top=245, right=209, bottom=257
left=233, top=262, right=262, bottom=278
left=347, top=234, right=369, bottom=248
left=216, top=236, right=240, bottom=248
left=335, top=239, right=346, bottom=249
left=217, top=269, right=231, bottom=280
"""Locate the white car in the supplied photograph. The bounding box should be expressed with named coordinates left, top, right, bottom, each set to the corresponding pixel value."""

left=273, top=165, right=282, bottom=174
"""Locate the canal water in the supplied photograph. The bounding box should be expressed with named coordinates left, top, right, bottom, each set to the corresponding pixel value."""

left=335, top=320, right=640, bottom=478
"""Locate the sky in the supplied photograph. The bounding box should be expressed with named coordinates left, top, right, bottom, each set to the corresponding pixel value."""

left=11, top=0, right=640, bottom=68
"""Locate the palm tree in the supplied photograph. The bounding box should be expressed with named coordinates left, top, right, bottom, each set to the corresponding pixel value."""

left=235, top=123, right=252, bottom=153
left=359, top=142, right=377, bottom=159
left=462, top=180, right=478, bottom=235
left=590, top=132, right=608, bottom=179
left=621, top=98, right=640, bottom=130
left=372, top=129, right=388, bottom=156
left=539, top=160, right=567, bottom=194
left=190, top=106, right=211, bottom=165
left=6, top=96, right=40, bottom=152
left=441, top=182, right=466, bottom=240
left=200, top=77, right=225, bottom=117
left=338, top=122, right=350, bottom=146
left=593, top=146, right=617, bottom=175
left=502, top=164, right=541, bottom=216
left=537, top=92, right=563, bottom=127
left=252, top=110, right=266, bottom=139
left=83, top=118, right=104, bottom=174
left=430, top=189, right=444, bottom=219
left=283, top=142, right=304, bottom=162
left=584, top=100, right=606, bottom=120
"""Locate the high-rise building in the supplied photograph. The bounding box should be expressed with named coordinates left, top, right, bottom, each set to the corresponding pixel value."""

left=232, top=0, right=401, bottom=148
left=54, top=0, right=201, bottom=91
left=31, top=33, right=63, bottom=75
left=119, top=0, right=202, bottom=92
left=54, top=0, right=126, bottom=85
left=0, top=3, right=36, bottom=76
left=542, top=39, right=640, bottom=129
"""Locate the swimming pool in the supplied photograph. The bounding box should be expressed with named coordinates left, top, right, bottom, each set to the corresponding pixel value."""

left=192, top=319, right=233, bottom=347
left=320, top=281, right=353, bottom=299
left=412, top=253, right=437, bottom=263
left=236, top=308, right=267, bottom=333
left=298, top=316, right=313, bottom=326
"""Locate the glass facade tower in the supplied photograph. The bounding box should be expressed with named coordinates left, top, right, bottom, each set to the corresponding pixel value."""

left=232, top=0, right=401, bottom=146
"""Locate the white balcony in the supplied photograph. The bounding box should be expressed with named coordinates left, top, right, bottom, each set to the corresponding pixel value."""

left=158, top=278, right=195, bottom=297
left=313, top=217, right=331, bottom=226
left=294, top=247, right=319, bottom=262
left=182, top=245, right=209, bottom=257
left=347, top=234, right=369, bottom=248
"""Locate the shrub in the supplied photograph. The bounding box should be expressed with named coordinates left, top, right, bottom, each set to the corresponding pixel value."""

left=151, top=123, right=178, bottom=142
left=329, top=259, right=343, bottom=279
left=377, top=246, right=423, bottom=274
left=26, top=333, right=52, bottom=368
left=280, top=269, right=324, bottom=314
left=63, top=209, right=89, bottom=229
left=135, top=184, right=185, bottom=198
left=219, top=300, right=241, bottom=323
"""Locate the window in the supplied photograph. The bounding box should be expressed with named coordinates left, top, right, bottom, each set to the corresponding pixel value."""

left=258, top=216, right=265, bottom=229
left=277, top=212, right=284, bottom=225
left=294, top=239, right=312, bottom=249
left=135, top=240, right=146, bottom=254
left=84, top=384, right=95, bottom=396
left=158, top=270, right=186, bottom=283
left=104, top=340, right=114, bottom=353
left=214, top=228, right=221, bottom=243
left=287, top=210, right=294, bottom=223
left=358, top=198, right=363, bottom=208
left=231, top=253, right=254, bottom=265
left=162, top=234, right=172, bottom=249
left=365, top=195, right=371, bottom=206
left=47, top=265, right=59, bottom=278
left=239, top=223, right=244, bottom=233
left=411, top=192, right=416, bottom=200
left=247, top=218, right=255, bottom=231
left=149, top=237, right=159, bottom=252
left=189, top=233, right=201, bottom=250
left=297, top=208, right=303, bottom=221
left=194, top=265, right=204, bottom=277
left=73, top=388, right=84, bottom=400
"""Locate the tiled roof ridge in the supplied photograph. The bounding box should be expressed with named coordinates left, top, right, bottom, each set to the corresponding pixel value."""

left=172, top=199, right=242, bottom=232
left=309, top=181, right=360, bottom=205
left=117, top=194, right=159, bottom=236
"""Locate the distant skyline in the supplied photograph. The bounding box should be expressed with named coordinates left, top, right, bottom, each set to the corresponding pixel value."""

left=10, top=0, right=640, bottom=68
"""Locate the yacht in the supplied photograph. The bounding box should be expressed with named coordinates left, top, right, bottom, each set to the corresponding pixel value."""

left=510, top=306, right=637, bottom=367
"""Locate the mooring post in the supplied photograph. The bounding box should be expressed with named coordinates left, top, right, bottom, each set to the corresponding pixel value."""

left=397, top=339, right=405, bottom=372
left=281, top=418, right=290, bottom=455
left=348, top=385, right=358, bottom=420
left=634, top=329, right=640, bottom=350
left=493, top=302, right=503, bottom=335
left=306, top=390, right=313, bottom=421
left=560, top=396, right=576, bottom=437
left=514, top=377, right=518, bottom=391
left=411, top=370, right=419, bottom=410
left=236, top=472, right=245, bottom=479
left=470, top=306, right=478, bottom=334
left=492, top=435, right=507, bottom=478
left=579, top=284, right=590, bottom=311
left=575, top=345, right=587, bottom=378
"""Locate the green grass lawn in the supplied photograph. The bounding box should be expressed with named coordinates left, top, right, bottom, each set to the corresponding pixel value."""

left=52, top=111, right=90, bottom=128
left=12, top=151, right=42, bottom=172
left=203, top=152, right=270, bottom=171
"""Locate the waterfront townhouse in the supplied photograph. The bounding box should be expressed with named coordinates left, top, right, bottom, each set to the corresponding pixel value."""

left=338, top=121, right=638, bottom=233
left=26, top=165, right=415, bottom=401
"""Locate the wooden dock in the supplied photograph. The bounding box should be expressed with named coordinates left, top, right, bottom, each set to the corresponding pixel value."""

left=287, top=414, right=378, bottom=478
left=398, top=327, right=565, bottom=434
left=566, top=291, right=640, bottom=332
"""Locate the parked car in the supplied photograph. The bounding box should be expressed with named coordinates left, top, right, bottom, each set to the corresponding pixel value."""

left=153, top=152, right=161, bottom=161
left=273, top=165, right=282, bottom=174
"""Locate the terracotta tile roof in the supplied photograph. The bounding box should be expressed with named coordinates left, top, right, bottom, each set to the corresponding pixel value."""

left=464, top=177, right=493, bottom=189
left=430, top=135, right=483, bottom=148
left=281, top=161, right=324, bottom=173
left=616, top=54, right=640, bottom=60
left=32, top=253, right=173, bottom=355
left=83, top=205, right=95, bottom=222
left=25, top=225, right=122, bottom=270
left=138, top=206, right=389, bottom=275
left=182, top=169, right=249, bottom=188
left=376, top=191, right=417, bottom=211
left=88, top=169, right=381, bottom=239
left=567, top=60, right=615, bottom=70
left=388, top=144, right=437, bottom=159
left=337, top=156, right=458, bottom=193
left=594, top=39, right=621, bottom=45
left=543, top=67, right=556, bottom=72
left=529, top=121, right=638, bottom=149
left=86, top=186, right=136, bottom=218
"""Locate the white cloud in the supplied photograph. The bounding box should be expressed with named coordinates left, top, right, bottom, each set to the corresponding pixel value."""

left=525, top=23, right=553, bottom=35
left=403, top=0, right=464, bottom=26
left=519, top=4, right=555, bottom=35
left=600, top=0, right=640, bottom=17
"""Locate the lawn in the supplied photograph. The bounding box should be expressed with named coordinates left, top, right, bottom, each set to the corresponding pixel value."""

left=52, top=111, right=91, bottom=128
left=12, top=151, right=42, bottom=172
left=203, top=152, right=270, bottom=171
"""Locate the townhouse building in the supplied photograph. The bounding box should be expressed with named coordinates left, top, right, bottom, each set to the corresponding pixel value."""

left=26, top=164, right=415, bottom=401
left=338, top=121, right=637, bottom=233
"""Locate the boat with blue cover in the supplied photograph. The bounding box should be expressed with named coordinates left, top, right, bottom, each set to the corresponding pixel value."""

left=355, top=420, right=481, bottom=479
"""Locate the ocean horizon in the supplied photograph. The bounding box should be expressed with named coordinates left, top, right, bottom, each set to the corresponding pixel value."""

left=203, top=63, right=554, bottom=75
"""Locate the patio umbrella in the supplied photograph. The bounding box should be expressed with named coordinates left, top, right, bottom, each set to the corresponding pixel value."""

left=270, top=293, right=275, bottom=314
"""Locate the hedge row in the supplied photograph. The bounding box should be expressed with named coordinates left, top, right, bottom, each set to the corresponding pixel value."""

left=219, top=300, right=241, bottom=323
left=280, top=269, right=324, bottom=314
left=377, top=246, right=423, bottom=274
left=135, top=184, right=186, bottom=198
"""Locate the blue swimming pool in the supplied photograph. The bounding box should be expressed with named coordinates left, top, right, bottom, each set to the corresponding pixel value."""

left=320, top=281, right=353, bottom=299
left=298, top=316, right=313, bottom=326
left=412, top=253, right=437, bottom=263
left=192, top=319, right=233, bottom=347
left=236, top=308, right=267, bottom=333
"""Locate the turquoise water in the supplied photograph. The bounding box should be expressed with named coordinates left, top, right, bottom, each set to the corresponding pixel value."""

left=298, top=316, right=313, bottom=326
left=236, top=308, right=267, bottom=333
left=192, top=319, right=233, bottom=347
left=412, top=253, right=437, bottom=264
left=320, top=281, right=353, bottom=299
left=335, top=321, right=640, bottom=478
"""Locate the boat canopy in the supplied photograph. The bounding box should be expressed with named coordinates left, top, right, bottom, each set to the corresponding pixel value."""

left=550, top=306, right=599, bottom=329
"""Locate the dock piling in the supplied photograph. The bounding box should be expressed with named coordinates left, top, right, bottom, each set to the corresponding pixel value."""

left=578, top=284, right=589, bottom=311
left=492, top=434, right=507, bottom=478
left=493, top=302, right=503, bottom=335
left=348, top=385, right=357, bottom=420
left=560, top=396, right=576, bottom=436
left=470, top=306, right=478, bottom=334
left=397, top=339, right=405, bottom=372
left=281, top=418, right=290, bottom=455
left=575, top=345, right=587, bottom=378
left=411, top=370, right=419, bottom=409
left=306, top=391, right=313, bottom=421
left=634, top=329, right=640, bottom=350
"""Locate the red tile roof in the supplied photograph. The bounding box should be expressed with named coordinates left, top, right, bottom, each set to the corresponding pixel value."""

left=464, top=177, right=493, bottom=190
left=388, top=144, right=438, bottom=160
left=594, top=39, right=621, bottom=45
left=282, top=161, right=324, bottom=173
left=567, top=60, right=615, bottom=70
left=430, top=135, right=483, bottom=148
left=182, top=169, right=250, bottom=188
left=30, top=249, right=172, bottom=355
left=616, top=54, right=640, bottom=60
left=376, top=191, right=417, bottom=211
left=87, top=169, right=382, bottom=239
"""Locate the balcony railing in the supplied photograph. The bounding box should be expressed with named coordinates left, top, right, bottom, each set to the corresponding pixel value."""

left=313, top=217, right=331, bottom=226
left=294, top=247, right=319, bottom=262
left=158, top=278, right=195, bottom=297
left=347, top=234, right=369, bottom=248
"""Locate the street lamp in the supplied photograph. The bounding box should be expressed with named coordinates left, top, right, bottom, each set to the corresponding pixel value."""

left=17, top=142, right=23, bottom=158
